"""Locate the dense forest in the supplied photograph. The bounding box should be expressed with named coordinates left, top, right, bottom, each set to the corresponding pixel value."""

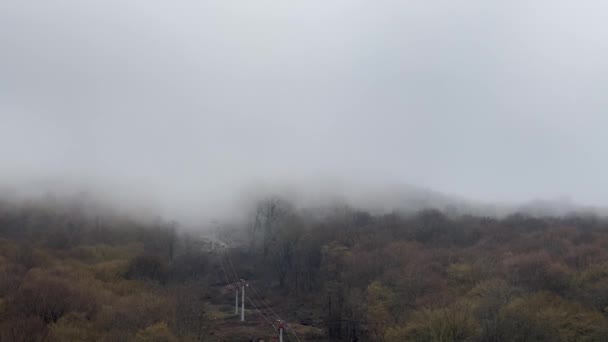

left=2, top=195, right=608, bottom=341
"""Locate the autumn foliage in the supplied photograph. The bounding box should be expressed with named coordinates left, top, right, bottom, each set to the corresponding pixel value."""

left=1, top=196, right=608, bottom=341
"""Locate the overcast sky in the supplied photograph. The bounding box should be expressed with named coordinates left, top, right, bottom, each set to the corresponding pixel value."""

left=1, top=1, right=608, bottom=218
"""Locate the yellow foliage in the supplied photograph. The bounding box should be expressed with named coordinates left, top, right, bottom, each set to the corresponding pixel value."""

left=447, top=263, right=476, bottom=287
left=575, top=262, right=608, bottom=284
left=96, top=292, right=175, bottom=333
left=90, top=259, right=129, bottom=282
left=68, top=243, right=144, bottom=264
left=502, top=292, right=606, bottom=342
left=134, top=322, right=178, bottom=342
left=386, top=301, right=478, bottom=342
left=367, top=281, right=396, bottom=340
left=47, top=313, right=100, bottom=342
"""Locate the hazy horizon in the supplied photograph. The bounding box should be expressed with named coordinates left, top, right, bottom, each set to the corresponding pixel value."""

left=2, top=1, right=608, bottom=222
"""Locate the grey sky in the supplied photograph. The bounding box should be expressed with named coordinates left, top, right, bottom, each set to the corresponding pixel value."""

left=1, top=1, right=608, bottom=218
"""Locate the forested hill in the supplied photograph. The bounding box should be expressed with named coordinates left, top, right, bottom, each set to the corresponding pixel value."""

left=1, top=196, right=608, bottom=341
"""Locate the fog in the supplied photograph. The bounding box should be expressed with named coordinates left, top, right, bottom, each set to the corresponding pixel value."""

left=1, top=1, right=608, bottom=222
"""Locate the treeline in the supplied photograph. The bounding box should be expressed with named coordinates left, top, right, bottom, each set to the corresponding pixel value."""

left=2, top=195, right=608, bottom=341
left=0, top=197, right=214, bottom=341
left=236, top=197, right=608, bottom=341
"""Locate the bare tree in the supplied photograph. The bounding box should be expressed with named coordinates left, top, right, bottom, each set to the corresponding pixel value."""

left=250, top=196, right=292, bottom=257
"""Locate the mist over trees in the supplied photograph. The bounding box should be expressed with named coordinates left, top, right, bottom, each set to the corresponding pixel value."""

left=1, top=192, right=608, bottom=341
left=3, top=0, right=608, bottom=340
